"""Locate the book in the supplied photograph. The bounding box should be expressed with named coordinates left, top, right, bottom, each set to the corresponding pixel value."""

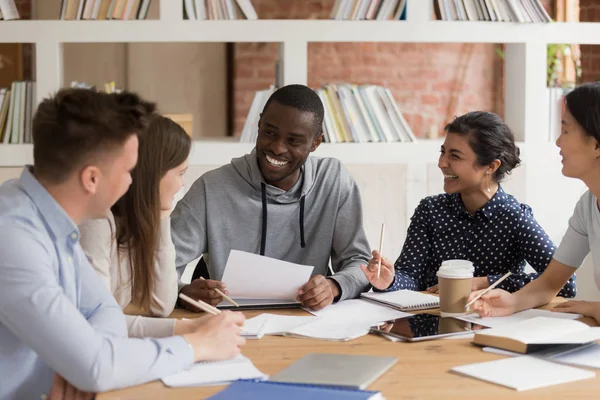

left=360, top=290, right=440, bottom=311
left=270, top=353, right=397, bottom=390
left=208, top=380, right=384, bottom=400
left=451, top=355, right=595, bottom=391
left=434, top=0, right=551, bottom=23
left=0, top=0, right=20, bottom=20
left=472, top=316, right=600, bottom=354
left=483, top=342, right=600, bottom=370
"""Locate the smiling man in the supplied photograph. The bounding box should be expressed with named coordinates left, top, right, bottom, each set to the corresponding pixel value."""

left=171, top=84, right=371, bottom=311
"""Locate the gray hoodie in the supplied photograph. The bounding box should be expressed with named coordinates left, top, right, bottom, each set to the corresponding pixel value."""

left=171, top=150, right=371, bottom=301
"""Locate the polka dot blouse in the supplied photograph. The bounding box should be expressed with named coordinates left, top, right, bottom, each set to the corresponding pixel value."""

left=382, top=186, right=576, bottom=297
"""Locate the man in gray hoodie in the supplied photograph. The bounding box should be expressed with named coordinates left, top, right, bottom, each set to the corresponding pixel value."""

left=171, top=84, right=371, bottom=311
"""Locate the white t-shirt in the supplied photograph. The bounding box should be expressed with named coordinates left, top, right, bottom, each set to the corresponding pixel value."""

left=554, top=190, right=600, bottom=289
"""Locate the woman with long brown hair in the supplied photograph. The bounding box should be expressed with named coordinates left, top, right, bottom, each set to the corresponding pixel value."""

left=79, top=114, right=194, bottom=337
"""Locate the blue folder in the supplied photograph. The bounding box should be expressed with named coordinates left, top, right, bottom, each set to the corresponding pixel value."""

left=207, top=380, right=382, bottom=400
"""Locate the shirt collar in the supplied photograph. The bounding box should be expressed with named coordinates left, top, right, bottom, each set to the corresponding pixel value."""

left=447, top=185, right=509, bottom=220
left=19, top=166, right=80, bottom=244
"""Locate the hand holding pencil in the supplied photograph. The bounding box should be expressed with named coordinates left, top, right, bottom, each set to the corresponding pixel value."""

left=360, top=250, right=395, bottom=291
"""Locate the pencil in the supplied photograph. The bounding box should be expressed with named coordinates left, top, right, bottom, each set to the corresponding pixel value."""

left=377, top=223, right=385, bottom=279
left=464, top=271, right=512, bottom=309
left=178, top=293, right=221, bottom=315
left=200, top=276, right=240, bottom=307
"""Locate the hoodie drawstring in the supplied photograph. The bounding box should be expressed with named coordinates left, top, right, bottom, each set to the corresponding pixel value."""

left=260, top=183, right=267, bottom=256
left=299, top=196, right=306, bottom=248
left=259, top=183, right=307, bottom=255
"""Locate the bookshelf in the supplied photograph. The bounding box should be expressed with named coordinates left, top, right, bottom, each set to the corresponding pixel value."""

left=1, top=0, right=600, bottom=166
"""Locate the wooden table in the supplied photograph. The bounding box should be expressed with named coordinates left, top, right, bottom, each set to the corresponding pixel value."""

left=99, top=301, right=599, bottom=399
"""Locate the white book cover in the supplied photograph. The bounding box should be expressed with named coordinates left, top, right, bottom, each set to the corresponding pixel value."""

left=361, top=86, right=396, bottom=142
left=2, top=84, right=16, bottom=144
left=478, top=0, right=490, bottom=20
left=137, top=0, right=151, bottom=19
left=0, top=0, right=19, bottom=19
left=83, top=0, right=96, bottom=19
left=235, top=0, right=257, bottom=20
left=184, top=0, right=196, bottom=19
left=462, top=0, right=477, bottom=21
left=483, top=0, right=497, bottom=21
left=488, top=0, right=503, bottom=21
left=451, top=356, right=595, bottom=391
left=91, top=0, right=103, bottom=18
left=350, top=85, right=379, bottom=142
left=9, top=82, right=22, bottom=144
left=532, top=0, right=552, bottom=22
left=447, top=0, right=459, bottom=21
left=194, top=0, right=206, bottom=19
left=17, top=81, right=26, bottom=144
left=76, top=0, right=86, bottom=19
left=384, top=87, right=416, bottom=142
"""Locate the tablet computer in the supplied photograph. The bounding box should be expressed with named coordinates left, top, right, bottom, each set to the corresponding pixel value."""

left=370, top=313, right=487, bottom=342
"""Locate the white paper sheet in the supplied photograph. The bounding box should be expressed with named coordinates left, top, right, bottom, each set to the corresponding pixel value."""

left=456, top=309, right=582, bottom=328
left=305, top=299, right=412, bottom=325
left=221, top=250, right=314, bottom=300
left=451, top=356, right=595, bottom=391
left=161, top=355, right=267, bottom=387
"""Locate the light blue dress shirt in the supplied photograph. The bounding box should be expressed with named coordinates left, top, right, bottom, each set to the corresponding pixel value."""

left=0, top=167, right=193, bottom=400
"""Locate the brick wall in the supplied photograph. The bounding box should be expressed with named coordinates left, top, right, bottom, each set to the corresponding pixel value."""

left=580, top=0, right=600, bottom=83
left=233, top=1, right=555, bottom=138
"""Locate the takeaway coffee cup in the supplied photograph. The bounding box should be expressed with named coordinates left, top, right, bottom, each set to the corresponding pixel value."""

left=436, top=260, right=474, bottom=317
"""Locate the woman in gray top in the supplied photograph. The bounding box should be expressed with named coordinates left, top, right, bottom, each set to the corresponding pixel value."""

left=468, top=82, right=600, bottom=323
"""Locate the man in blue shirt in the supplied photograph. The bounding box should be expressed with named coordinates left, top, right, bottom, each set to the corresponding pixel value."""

left=0, top=89, right=245, bottom=400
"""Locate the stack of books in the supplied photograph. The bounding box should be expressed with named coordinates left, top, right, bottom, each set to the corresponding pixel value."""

left=433, top=0, right=552, bottom=22
left=59, top=0, right=152, bottom=20
left=184, top=0, right=257, bottom=20
left=0, top=82, right=36, bottom=145
left=330, top=0, right=407, bottom=20
left=0, top=0, right=20, bottom=20
left=240, top=84, right=416, bottom=144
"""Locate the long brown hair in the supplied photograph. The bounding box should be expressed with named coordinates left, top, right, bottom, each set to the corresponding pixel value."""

left=111, top=115, right=191, bottom=311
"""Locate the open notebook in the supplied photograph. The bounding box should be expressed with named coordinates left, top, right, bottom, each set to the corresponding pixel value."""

left=360, top=290, right=439, bottom=311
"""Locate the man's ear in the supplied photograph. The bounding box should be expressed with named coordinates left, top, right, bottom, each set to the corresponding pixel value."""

left=80, top=165, right=101, bottom=195
left=311, top=133, right=323, bottom=152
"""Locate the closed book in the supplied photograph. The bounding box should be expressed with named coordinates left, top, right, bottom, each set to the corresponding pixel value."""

left=473, top=316, right=600, bottom=354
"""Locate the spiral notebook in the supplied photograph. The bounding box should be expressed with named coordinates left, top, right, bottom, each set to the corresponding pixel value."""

left=360, top=290, right=439, bottom=311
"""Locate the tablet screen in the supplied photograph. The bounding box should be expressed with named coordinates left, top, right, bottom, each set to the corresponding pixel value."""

left=371, top=313, right=486, bottom=341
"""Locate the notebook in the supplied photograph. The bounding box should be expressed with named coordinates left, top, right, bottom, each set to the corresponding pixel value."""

left=472, top=316, right=600, bottom=354
left=360, top=290, right=440, bottom=311
left=456, top=309, right=582, bottom=328
left=451, top=355, right=595, bottom=391
left=270, top=353, right=397, bottom=390
left=207, top=380, right=383, bottom=399
left=160, top=355, right=267, bottom=387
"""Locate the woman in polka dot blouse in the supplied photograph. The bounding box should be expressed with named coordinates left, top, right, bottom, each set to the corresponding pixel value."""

left=362, top=111, right=576, bottom=298
left=470, top=83, right=600, bottom=323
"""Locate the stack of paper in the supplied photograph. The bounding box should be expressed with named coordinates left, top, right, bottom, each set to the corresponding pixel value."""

left=161, top=355, right=267, bottom=387
left=242, top=299, right=411, bottom=341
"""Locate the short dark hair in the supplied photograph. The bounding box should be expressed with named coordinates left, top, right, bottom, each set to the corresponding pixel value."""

left=444, top=111, right=521, bottom=182
left=32, top=88, right=156, bottom=183
left=262, top=84, right=324, bottom=134
left=565, top=82, right=600, bottom=143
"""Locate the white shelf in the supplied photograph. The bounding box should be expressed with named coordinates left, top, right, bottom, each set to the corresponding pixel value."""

left=1, top=20, right=600, bottom=44
left=0, top=140, right=448, bottom=167
left=1, top=140, right=561, bottom=167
